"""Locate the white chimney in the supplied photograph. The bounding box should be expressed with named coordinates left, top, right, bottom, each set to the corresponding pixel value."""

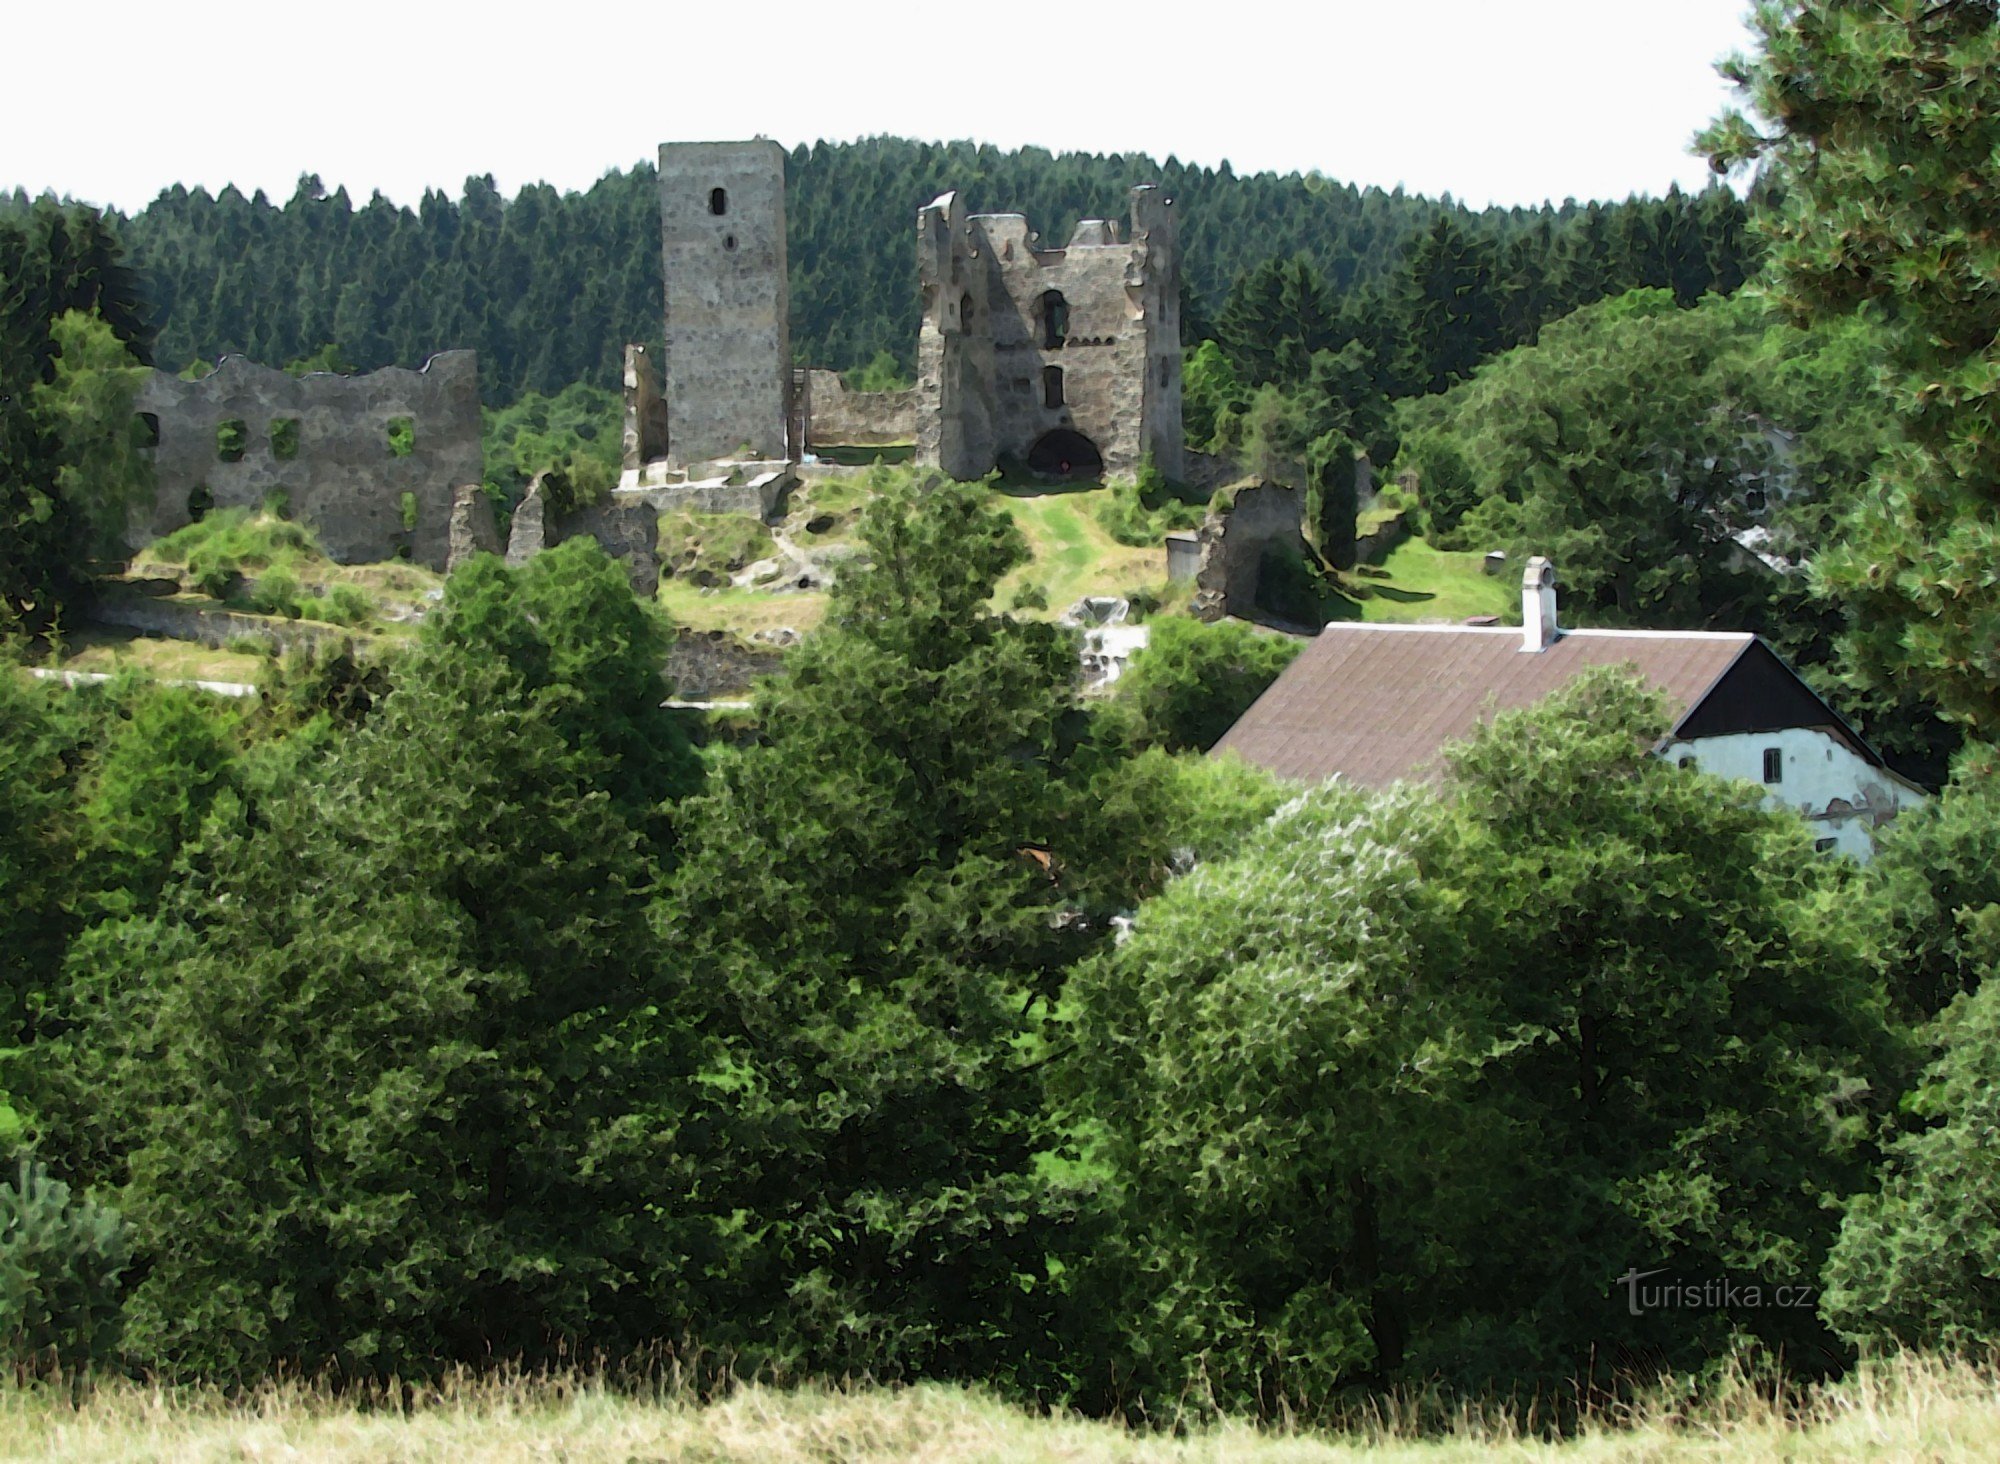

left=1521, top=556, right=1559, bottom=652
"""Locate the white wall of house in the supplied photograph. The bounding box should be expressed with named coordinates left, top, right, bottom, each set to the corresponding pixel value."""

left=1661, top=727, right=1927, bottom=862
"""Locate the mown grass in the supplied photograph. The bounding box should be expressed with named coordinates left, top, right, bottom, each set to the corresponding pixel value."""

left=991, top=486, right=1166, bottom=618
left=3, top=1354, right=1998, bottom=1462
left=1337, top=539, right=1516, bottom=625
left=658, top=578, right=828, bottom=635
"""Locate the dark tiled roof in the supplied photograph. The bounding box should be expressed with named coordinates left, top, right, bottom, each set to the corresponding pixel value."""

left=1211, top=624, right=1755, bottom=787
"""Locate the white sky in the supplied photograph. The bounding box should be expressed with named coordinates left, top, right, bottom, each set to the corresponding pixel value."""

left=10, top=0, right=1755, bottom=213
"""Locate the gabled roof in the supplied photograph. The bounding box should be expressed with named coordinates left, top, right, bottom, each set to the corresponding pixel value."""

left=1210, top=622, right=1878, bottom=789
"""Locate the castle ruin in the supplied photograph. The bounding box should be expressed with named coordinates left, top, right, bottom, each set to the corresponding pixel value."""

left=913, top=186, right=1183, bottom=481
left=623, top=147, right=1187, bottom=489
left=131, top=351, right=482, bottom=570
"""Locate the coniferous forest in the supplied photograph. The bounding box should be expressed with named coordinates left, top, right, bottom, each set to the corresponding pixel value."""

left=40, top=137, right=1755, bottom=403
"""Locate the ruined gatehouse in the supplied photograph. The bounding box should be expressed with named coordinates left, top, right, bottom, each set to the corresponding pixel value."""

left=913, top=187, right=1183, bottom=482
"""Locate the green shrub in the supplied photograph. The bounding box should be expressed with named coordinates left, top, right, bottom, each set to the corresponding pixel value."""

left=1094, top=456, right=1205, bottom=548
left=1104, top=614, right=1302, bottom=753
left=246, top=568, right=303, bottom=619
left=1009, top=581, right=1049, bottom=612
left=0, top=1157, right=130, bottom=1372
left=304, top=584, right=373, bottom=628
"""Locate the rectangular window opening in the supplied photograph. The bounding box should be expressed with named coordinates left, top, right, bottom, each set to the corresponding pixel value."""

left=386, top=416, right=415, bottom=457
left=270, top=417, right=301, bottom=461
left=216, top=419, right=248, bottom=463
left=1762, top=747, right=1784, bottom=784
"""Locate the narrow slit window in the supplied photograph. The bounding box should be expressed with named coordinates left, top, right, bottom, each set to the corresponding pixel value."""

left=1039, top=290, right=1069, bottom=349
left=709, top=187, right=728, bottom=216
left=959, top=292, right=974, bottom=329
left=1762, top=747, right=1783, bottom=784
left=1042, top=366, right=1064, bottom=409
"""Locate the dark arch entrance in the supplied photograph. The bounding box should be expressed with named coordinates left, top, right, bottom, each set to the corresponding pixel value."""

left=1027, top=428, right=1103, bottom=480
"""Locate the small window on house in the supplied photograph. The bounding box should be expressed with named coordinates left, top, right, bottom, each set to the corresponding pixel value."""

left=186, top=483, right=215, bottom=523
left=1042, top=365, right=1064, bottom=409
left=386, top=417, right=414, bottom=457
left=216, top=419, right=248, bottom=462
left=1158, top=356, right=1171, bottom=388
left=137, top=412, right=160, bottom=447
left=1677, top=755, right=1696, bottom=770
left=1814, top=837, right=1838, bottom=854
left=270, top=417, right=300, bottom=461
left=1745, top=487, right=1767, bottom=512
left=709, top=187, right=727, bottom=216
left=724, top=234, right=737, bottom=251
left=1763, top=747, right=1784, bottom=784
left=1039, top=290, right=1069, bottom=349
left=959, top=292, right=974, bottom=329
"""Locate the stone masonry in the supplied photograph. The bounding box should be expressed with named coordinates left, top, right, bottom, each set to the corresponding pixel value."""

left=916, top=186, right=1183, bottom=481
left=132, top=351, right=482, bottom=570
left=658, top=140, right=791, bottom=468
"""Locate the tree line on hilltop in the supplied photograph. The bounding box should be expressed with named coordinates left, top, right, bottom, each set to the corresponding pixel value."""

left=5, top=137, right=1757, bottom=406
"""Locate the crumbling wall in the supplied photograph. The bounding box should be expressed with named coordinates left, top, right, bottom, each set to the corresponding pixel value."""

left=917, top=185, right=1182, bottom=482
left=802, top=369, right=917, bottom=447
left=132, top=351, right=481, bottom=570
left=1191, top=481, right=1306, bottom=620
left=504, top=478, right=661, bottom=597
left=666, top=629, right=787, bottom=698
left=447, top=483, right=503, bottom=572
left=659, top=140, right=791, bottom=467
left=621, top=344, right=671, bottom=471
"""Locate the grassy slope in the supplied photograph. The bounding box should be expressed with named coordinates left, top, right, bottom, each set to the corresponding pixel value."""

left=46, top=628, right=270, bottom=685
left=6, top=1358, right=1999, bottom=1462
left=1342, top=540, right=1516, bottom=625
left=991, top=486, right=1164, bottom=615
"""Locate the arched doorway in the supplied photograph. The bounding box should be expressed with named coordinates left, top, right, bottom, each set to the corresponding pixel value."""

left=1027, top=428, right=1103, bottom=480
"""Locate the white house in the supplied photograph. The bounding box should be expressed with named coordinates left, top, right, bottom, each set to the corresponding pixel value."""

left=1211, top=558, right=1928, bottom=860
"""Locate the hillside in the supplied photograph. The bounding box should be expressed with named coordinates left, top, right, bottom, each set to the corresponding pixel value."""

left=87, top=137, right=1754, bottom=402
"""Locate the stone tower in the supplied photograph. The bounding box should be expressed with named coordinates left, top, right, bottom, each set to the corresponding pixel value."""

left=917, top=184, right=1182, bottom=482
left=658, top=140, right=790, bottom=467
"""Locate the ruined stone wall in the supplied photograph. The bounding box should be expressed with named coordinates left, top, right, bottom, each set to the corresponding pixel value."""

left=660, top=140, right=790, bottom=467
left=131, top=351, right=481, bottom=570
left=917, top=185, right=1182, bottom=482
left=621, top=344, right=671, bottom=471
left=1191, top=481, right=1306, bottom=620
left=503, top=479, right=662, bottom=597
left=801, top=369, right=917, bottom=447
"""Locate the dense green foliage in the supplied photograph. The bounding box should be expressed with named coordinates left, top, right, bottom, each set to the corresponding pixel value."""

left=663, top=473, right=1166, bottom=1384
left=54, top=140, right=1755, bottom=406
left=1065, top=671, right=1904, bottom=1407
left=0, top=202, right=151, bottom=629
left=1704, top=0, right=2000, bottom=737
left=0, top=1157, right=129, bottom=1371
left=1102, top=615, right=1303, bottom=754
left=1822, top=971, right=2000, bottom=1353
left=6, top=35, right=2000, bottom=1412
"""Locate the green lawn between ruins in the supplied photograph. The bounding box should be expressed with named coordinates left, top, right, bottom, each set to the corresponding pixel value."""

left=49, top=463, right=1512, bottom=688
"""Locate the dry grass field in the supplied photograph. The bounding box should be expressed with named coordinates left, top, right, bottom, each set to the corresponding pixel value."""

left=4, top=1355, right=1997, bottom=1463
